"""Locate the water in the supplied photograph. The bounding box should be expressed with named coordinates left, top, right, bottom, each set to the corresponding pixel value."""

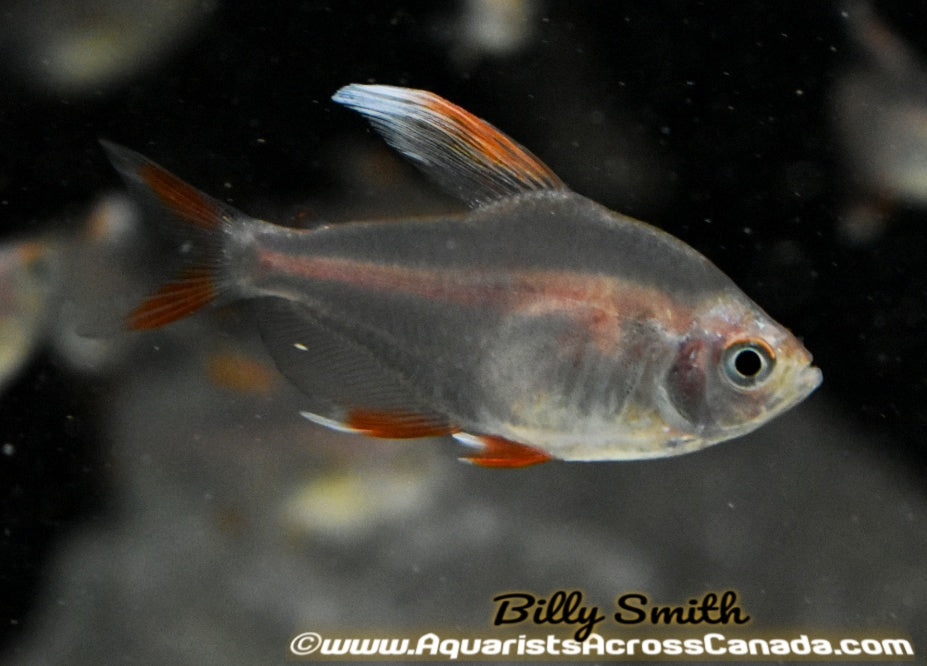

left=0, top=1, right=924, bottom=663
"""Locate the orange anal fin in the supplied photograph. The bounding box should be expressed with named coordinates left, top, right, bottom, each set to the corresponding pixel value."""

left=345, top=409, right=460, bottom=439
left=454, top=433, right=553, bottom=468
left=127, top=267, right=217, bottom=330
left=302, top=408, right=460, bottom=440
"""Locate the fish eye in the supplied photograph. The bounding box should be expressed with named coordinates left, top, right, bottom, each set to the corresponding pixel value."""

left=721, top=340, right=775, bottom=388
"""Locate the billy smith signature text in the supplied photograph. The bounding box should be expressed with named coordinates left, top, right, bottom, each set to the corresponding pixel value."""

left=492, top=589, right=751, bottom=642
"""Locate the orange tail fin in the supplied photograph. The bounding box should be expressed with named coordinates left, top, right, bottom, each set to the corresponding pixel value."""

left=101, top=140, right=243, bottom=330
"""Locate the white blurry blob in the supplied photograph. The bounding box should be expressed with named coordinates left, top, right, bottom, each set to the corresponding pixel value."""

left=0, top=0, right=215, bottom=94
left=439, top=0, right=538, bottom=66
left=50, top=192, right=149, bottom=374
left=281, top=465, right=440, bottom=541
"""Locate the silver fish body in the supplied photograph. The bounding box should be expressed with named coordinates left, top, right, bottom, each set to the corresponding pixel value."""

left=103, top=84, right=821, bottom=466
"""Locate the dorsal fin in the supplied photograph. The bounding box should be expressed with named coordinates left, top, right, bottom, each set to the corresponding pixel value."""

left=332, top=83, right=566, bottom=207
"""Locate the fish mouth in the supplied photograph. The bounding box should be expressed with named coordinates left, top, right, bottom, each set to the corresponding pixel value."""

left=766, top=360, right=821, bottom=418
left=790, top=342, right=822, bottom=400
left=778, top=363, right=822, bottom=412
left=800, top=364, right=823, bottom=395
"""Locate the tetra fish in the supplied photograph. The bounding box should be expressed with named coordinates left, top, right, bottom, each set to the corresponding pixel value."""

left=102, top=83, right=821, bottom=467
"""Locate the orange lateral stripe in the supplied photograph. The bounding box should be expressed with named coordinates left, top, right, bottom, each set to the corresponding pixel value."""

left=139, top=162, right=224, bottom=229
left=461, top=435, right=553, bottom=468
left=345, top=409, right=460, bottom=439
left=127, top=268, right=217, bottom=330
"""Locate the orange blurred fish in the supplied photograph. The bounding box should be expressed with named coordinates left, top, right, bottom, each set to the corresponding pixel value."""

left=0, top=239, right=61, bottom=391
left=102, top=84, right=821, bottom=467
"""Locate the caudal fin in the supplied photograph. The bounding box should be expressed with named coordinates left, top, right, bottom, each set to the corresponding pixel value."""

left=100, top=140, right=242, bottom=330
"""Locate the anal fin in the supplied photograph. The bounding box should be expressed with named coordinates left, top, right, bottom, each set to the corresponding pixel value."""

left=302, top=409, right=459, bottom=439
left=259, top=298, right=455, bottom=438
left=454, top=433, right=553, bottom=468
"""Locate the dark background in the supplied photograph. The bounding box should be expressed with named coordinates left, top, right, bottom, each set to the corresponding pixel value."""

left=1, top=0, right=925, bottom=656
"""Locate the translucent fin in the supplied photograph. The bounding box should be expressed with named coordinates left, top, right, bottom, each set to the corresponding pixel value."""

left=128, top=267, right=216, bottom=329
left=258, top=298, right=457, bottom=436
left=453, top=433, right=553, bottom=468
left=101, top=140, right=240, bottom=230
left=100, top=140, right=241, bottom=329
left=332, top=83, right=566, bottom=206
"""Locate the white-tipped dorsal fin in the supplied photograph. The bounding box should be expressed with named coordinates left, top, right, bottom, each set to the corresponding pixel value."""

left=332, top=83, right=566, bottom=207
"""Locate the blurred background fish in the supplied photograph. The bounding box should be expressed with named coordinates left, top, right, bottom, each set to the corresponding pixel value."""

left=437, top=0, right=538, bottom=67
left=0, top=238, right=62, bottom=393
left=0, top=0, right=214, bottom=95
left=831, top=1, right=927, bottom=241
left=0, top=192, right=194, bottom=391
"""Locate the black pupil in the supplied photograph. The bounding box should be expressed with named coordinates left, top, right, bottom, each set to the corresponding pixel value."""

left=734, top=348, right=763, bottom=377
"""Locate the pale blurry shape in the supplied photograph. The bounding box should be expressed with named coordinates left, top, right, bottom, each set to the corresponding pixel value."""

left=83, top=190, right=141, bottom=244
left=459, top=0, right=536, bottom=57
left=440, top=0, right=538, bottom=66
left=281, top=465, right=439, bottom=541
left=0, top=238, right=63, bottom=391
left=50, top=192, right=150, bottom=374
left=0, top=0, right=215, bottom=94
left=832, top=1, right=927, bottom=241
left=0, top=192, right=153, bottom=391
left=204, top=347, right=281, bottom=395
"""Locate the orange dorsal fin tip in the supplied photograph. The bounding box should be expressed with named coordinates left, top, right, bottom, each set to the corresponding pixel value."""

left=332, top=83, right=566, bottom=206
left=454, top=433, right=554, bottom=468
left=126, top=268, right=217, bottom=330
